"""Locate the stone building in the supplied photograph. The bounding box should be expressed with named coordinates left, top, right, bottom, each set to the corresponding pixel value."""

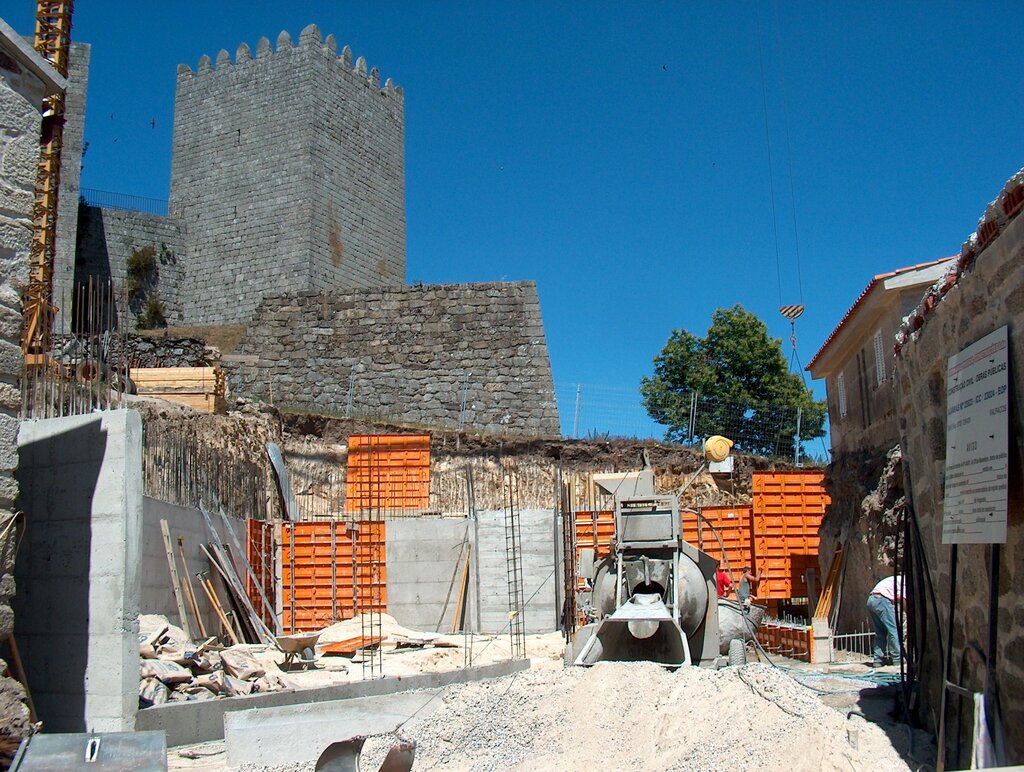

left=0, top=16, right=67, bottom=753
left=893, top=168, right=1024, bottom=765
left=807, top=257, right=953, bottom=456
left=169, top=26, right=406, bottom=325
left=809, top=258, right=954, bottom=635
left=61, top=25, right=558, bottom=436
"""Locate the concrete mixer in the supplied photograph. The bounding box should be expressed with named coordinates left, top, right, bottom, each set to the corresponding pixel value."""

left=572, top=486, right=719, bottom=667
left=570, top=436, right=760, bottom=668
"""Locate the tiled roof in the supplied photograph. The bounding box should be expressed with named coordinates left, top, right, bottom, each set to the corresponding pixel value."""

left=806, top=257, right=953, bottom=371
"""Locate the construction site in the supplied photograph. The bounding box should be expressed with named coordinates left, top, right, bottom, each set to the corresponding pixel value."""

left=0, top=3, right=1022, bottom=770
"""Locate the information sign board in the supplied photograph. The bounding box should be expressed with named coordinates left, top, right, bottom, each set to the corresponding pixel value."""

left=942, top=326, right=1009, bottom=544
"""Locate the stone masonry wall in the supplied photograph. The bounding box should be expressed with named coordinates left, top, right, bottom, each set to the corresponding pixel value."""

left=894, top=171, right=1024, bottom=763
left=227, top=282, right=560, bottom=437
left=53, top=43, right=89, bottom=331
left=74, top=205, right=186, bottom=327
left=0, top=44, right=47, bottom=754
left=170, top=26, right=405, bottom=325
left=307, top=28, right=404, bottom=291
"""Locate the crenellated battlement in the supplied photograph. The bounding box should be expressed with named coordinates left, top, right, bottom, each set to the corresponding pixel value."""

left=175, top=24, right=402, bottom=98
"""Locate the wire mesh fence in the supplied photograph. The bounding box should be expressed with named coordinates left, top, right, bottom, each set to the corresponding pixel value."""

left=555, top=381, right=829, bottom=462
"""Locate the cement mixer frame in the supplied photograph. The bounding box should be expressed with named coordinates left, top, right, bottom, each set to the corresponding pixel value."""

left=571, top=490, right=720, bottom=667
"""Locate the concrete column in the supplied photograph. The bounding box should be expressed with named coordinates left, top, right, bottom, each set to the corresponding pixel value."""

left=16, top=410, right=143, bottom=732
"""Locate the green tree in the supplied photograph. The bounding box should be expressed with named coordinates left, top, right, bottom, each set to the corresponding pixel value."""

left=640, top=305, right=825, bottom=454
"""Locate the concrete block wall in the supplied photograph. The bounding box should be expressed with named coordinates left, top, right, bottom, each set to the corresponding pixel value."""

left=169, top=26, right=405, bottom=325
left=385, top=518, right=474, bottom=633
left=227, top=282, right=560, bottom=437
left=140, top=497, right=237, bottom=638
left=53, top=43, right=90, bottom=330
left=73, top=205, right=186, bottom=326
left=15, top=410, right=143, bottom=732
left=475, top=508, right=558, bottom=635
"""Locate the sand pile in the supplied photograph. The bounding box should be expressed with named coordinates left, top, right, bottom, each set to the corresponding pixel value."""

left=360, top=662, right=911, bottom=771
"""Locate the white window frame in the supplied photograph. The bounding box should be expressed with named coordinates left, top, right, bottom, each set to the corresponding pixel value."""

left=873, top=330, right=887, bottom=386
left=837, top=373, right=848, bottom=419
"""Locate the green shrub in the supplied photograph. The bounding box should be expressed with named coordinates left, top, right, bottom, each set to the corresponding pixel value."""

left=136, top=293, right=167, bottom=330
left=126, top=245, right=157, bottom=302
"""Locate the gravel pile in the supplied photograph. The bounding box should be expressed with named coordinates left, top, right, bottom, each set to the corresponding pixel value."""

left=356, top=662, right=911, bottom=771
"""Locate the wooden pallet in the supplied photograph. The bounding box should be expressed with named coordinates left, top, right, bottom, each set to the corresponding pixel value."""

left=130, top=366, right=226, bottom=414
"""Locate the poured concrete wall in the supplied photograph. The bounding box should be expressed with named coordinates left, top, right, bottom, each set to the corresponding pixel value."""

left=140, top=497, right=237, bottom=637
left=385, top=517, right=473, bottom=633
left=476, top=508, right=558, bottom=635
left=15, top=410, right=142, bottom=732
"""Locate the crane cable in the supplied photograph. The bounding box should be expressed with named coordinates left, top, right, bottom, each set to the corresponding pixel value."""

left=755, top=0, right=807, bottom=377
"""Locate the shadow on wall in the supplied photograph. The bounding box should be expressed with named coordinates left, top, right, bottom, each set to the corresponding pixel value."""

left=14, top=419, right=105, bottom=732
left=72, top=203, right=118, bottom=335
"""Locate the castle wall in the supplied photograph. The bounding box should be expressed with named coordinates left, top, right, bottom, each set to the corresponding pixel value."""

left=169, top=26, right=405, bottom=326
left=73, top=205, right=186, bottom=327
left=53, top=43, right=89, bottom=330
left=307, top=33, right=405, bottom=290
left=226, top=282, right=560, bottom=437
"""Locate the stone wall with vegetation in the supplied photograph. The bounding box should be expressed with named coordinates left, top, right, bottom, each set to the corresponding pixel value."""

left=74, top=205, right=185, bottom=329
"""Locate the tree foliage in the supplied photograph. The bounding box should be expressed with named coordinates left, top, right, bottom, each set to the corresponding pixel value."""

left=640, top=305, right=825, bottom=454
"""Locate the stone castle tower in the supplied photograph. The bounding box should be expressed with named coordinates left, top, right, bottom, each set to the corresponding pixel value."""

left=68, top=25, right=406, bottom=328
left=169, top=24, right=406, bottom=324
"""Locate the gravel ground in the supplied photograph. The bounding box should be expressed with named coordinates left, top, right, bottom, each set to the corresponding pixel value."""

left=195, top=661, right=922, bottom=771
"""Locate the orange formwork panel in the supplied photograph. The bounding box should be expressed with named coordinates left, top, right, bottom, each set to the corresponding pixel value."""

left=574, top=510, right=615, bottom=561
left=346, top=434, right=431, bottom=513
left=278, top=520, right=386, bottom=634
left=756, top=622, right=812, bottom=662
left=752, top=471, right=830, bottom=599
left=682, top=505, right=755, bottom=575
left=246, top=519, right=277, bottom=630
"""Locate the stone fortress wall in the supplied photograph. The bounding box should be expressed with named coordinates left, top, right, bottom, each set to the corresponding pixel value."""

left=226, top=282, right=561, bottom=437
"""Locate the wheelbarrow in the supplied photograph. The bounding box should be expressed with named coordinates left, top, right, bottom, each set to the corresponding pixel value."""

left=275, top=632, right=323, bottom=669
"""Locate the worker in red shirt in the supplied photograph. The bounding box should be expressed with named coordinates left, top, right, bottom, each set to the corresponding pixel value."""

left=715, top=566, right=733, bottom=598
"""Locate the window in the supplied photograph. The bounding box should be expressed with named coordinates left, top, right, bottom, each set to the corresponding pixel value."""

left=837, top=373, right=848, bottom=418
left=873, top=330, right=887, bottom=386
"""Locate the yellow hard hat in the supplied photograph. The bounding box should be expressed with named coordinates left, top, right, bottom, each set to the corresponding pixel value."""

left=703, top=435, right=734, bottom=463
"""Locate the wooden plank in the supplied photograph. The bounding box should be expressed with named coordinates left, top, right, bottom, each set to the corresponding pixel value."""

left=451, top=543, right=472, bottom=634
left=178, top=536, right=207, bottom=639
left=160, top=519, right=193, bottom=640
left=320, top=636, right=384, bottom=657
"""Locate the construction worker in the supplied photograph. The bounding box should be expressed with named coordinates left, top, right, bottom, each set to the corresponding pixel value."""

left=715, top=566, right=733, bottom=598
left=737, top=566, right=762, bottom=609
left=867, top=575, right=904, bottom=666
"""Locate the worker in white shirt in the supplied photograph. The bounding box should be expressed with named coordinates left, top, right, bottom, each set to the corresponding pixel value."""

left=867, top=575, right=904, bottom=666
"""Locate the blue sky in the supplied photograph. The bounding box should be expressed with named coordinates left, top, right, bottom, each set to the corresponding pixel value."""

left=6, top=2, right=1023, bottom=436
